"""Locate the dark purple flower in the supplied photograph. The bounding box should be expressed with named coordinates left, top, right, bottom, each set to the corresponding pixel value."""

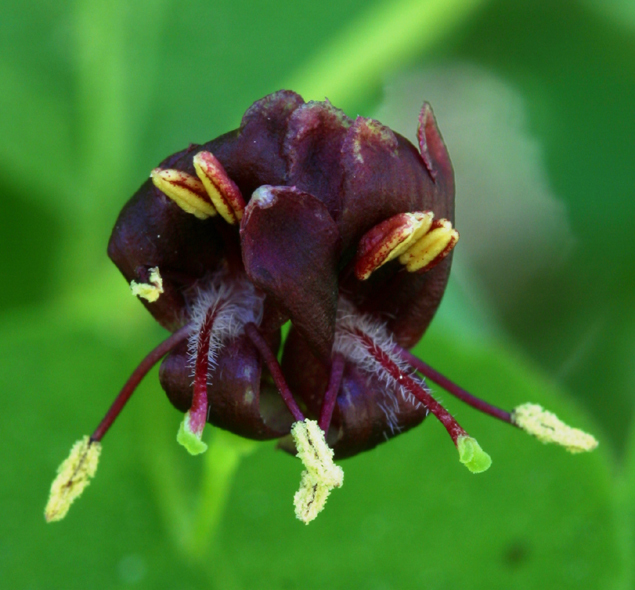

left=45, top=91, right=597, bottom=524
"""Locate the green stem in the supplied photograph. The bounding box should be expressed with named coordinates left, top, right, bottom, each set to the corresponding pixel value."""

left=186, top=429, right=257, bottom=560
left=285, top=0, right=489, bottom=111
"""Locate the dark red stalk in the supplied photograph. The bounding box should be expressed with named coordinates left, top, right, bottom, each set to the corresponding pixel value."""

left=396, top=346, right=512, bottom=425
left=318, top=353, right=345, bottom=433
left=91, top=324, right=192, bottom=442
left=245, top=323, right=305, bottom=423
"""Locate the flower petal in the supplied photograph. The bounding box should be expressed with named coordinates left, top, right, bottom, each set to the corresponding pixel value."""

left=203, top=90, right=305, bottom=198
left=240, top=185, right=340, bottom=362
left=283, top=100, right=351, bottom=215
left=108, top=147, right=225, bottom=331
left=338, top=116, right=436, bottom=251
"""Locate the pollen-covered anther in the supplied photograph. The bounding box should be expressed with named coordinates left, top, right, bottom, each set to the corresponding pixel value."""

left=150, top=167, right=217, bottom=220
left=291, top=419, right=344, bottom=524
left=193, top=151, right=246, bottom=224
left=399, top=218, right=459, bottom=273
left=45, top=436, right=102, bottom=522
left=130, top=266, right=164, bottom=302
left=512, top=403, right=599, bottom=453
left=355, top=211, right=434, bottom=280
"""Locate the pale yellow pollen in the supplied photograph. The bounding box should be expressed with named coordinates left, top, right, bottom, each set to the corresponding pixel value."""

left=399, top=220, right=459, bottom=272
left=193, top=151, right=244, bottom=225
left=130, top=266, right=164, bottom=302
left=45, top=436, right=101, bottom=523
left=291, top=419, right=344, bottom=524
left=512, top=403, right=598, bottom=453
left=151, top=168, right=217, bottom=220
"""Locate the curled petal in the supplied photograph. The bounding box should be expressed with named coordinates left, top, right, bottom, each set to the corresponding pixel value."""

left=241, top=186, right=340, bottom=363
left=418, top=102, right=454, bottom=199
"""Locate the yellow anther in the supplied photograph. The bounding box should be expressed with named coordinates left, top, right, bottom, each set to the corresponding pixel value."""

left=385, top=212, right=434, bottom=261
left=130, top=266, right=163, bottom=302
left=355, top=211, right=434, bottom=280
left=291, top=419, right=344, bottom=524
left=151, top=168, right=217, bottom=220
left=193, top=151, right=246, bottom=225
left=45, top=436, right=101, bottom=522
left=399, top=219, right=459, bottom=272
left=512, top=403, right=598, bottom=453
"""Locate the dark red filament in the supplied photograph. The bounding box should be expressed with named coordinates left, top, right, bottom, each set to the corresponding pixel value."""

left=318, top=353, right=345, bottom=433
left=245, top=323, right=305, bottom=423
left=396, top=347, right=512, bottom=425
left=91, top=324, right=192, bottom=442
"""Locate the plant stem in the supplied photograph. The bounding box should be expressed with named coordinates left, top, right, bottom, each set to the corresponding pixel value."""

left=186, top=429, right=257, bottom=560
left=286, top=0, right=489, bottom=111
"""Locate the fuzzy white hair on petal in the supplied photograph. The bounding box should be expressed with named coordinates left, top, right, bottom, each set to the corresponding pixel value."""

left=333, top=298, right=426, bottom=431
left=187, top=273, right=264, bottom=383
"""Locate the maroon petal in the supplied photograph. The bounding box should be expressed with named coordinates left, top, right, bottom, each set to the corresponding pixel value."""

left=159, top=335, right=294, bottom=440
left=418, top=101, right=455, bottom=210
left=203, top=90, right=305, bottom=199
left=283, top=100, right=351, bottom=215
left=108, top=168, right=224, bottom=331
left=337, top=117, right=436, bottom=251
left=340, top=104, right=456, bottom=347
left=240, top=185, right=340, bottom=363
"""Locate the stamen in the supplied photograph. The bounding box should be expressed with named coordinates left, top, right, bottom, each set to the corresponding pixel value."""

left=150, top=167, right=217, bottom=219
left=397, top=347, right=512, bottom=424
left=291, top=419, right=344, bottom=524
left=193, top=151, right=246, bottom=224
left=318, top=353, right=345, bottom=433
left=130, top=266, right=164, bottom=303
left=399, top=218, right=459, bottom=273
left=355, top=212, right=433, bottom=280
left=245, top=323, right=305, bottom=423
left=512, top=403, right=598, bottom=453
left=46, top=325, right=191, bottom=522
left=45, top=436, right=101, bottom=522
left=399, top=348, right=598, bottom=454
left=92, top=324, right=192, bottom=442
left=335, top=300, right=491, bottom=473
left=354, top=212, right=458, bottom=280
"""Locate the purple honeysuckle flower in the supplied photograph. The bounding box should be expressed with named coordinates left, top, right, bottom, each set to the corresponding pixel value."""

left=44, top=91, right=597, bottom=525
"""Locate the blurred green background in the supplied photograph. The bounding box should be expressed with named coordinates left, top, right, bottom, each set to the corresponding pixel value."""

left=1, top=0, right=634, bottom=588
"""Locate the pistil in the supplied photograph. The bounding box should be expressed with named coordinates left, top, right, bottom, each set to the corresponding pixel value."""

left=176, top=305, right=219, bottom=455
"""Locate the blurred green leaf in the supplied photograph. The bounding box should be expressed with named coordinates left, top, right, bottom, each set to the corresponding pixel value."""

left=1, top=314, right=617, bottom=589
